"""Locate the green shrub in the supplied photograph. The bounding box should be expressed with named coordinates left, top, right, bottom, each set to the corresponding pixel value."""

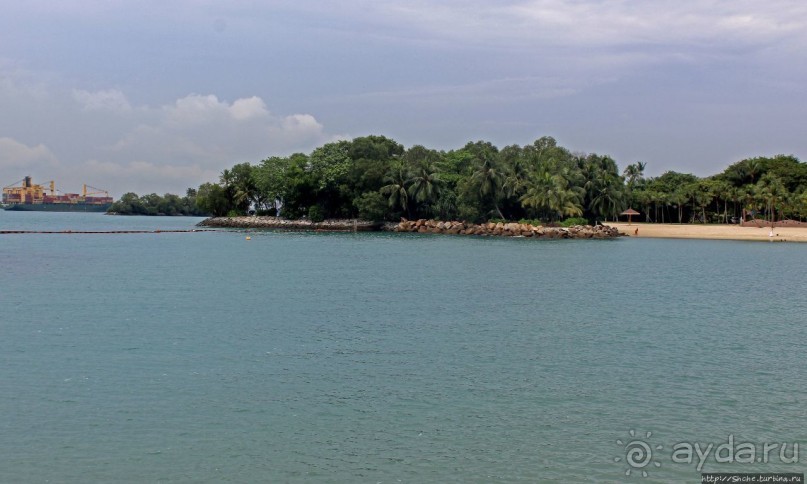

left=226, top=209, right=243, bottom=217
left=256, top=208, right=277, bottom=216
left=353, top=192, right=387, bottom=221
left=308, top=205, right=325, bottom=223
left=561, top=217, right=589, bottom=227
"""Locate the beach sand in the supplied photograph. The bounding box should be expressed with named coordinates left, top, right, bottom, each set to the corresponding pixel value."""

left=608, top=222, right=807, bottom=243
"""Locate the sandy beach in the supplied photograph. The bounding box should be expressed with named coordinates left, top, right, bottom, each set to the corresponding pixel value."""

left=609, top=222, right=807, bottom=242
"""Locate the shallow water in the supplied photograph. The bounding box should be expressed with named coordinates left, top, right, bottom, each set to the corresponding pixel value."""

left=1, top=212, right=805, bottom=482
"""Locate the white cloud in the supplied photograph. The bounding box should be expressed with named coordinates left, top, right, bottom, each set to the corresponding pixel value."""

left=347, top=76, right=584, bottom=107
left=368, top=0, right=807, bottom=50
left=229, top=96, right=269, bottom=121
left=81, top=159, right=217, bottom=195
left=113, top=94, right=330, bottom=165
left=0, top=137, right=59, bottom=171
left=0, top=70, right=337, bottom=195
left=72, top=89, right=132, bottom=112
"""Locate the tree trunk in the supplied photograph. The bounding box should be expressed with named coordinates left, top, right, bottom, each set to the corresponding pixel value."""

left=724, top=199, right=728, bottom=223
left=494, top=201, right=504, bottom=220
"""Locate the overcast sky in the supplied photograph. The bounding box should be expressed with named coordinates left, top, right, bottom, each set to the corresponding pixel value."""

left=1, top=1, right=806, bottom=195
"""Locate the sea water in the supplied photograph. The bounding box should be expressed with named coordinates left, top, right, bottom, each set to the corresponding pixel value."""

left=1, top=212, right=805, bottom=482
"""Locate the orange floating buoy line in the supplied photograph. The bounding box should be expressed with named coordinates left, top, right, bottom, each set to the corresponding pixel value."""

left=0, top=229, right=216, bottom=235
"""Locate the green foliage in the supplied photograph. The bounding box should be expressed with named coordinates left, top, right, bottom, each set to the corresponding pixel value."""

left=108, top=190, right=209, bottom=216
left=308, top=205, right=325, bottom=223
left=196, top=182, right=232, bottom=216
left=353, top=191, right=388, bottom=221
left=189, top=135, right=807, bottom=225
left=561, top=217, right=589, bottom=227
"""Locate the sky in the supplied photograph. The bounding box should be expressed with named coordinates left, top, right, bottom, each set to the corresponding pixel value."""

left=1, top=0, right=806, bottom=196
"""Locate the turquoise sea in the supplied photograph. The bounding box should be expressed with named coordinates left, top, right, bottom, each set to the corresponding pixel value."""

left=1, top=211, right=805, bottom=483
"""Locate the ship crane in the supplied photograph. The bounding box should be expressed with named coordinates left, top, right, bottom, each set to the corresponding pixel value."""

left=3, top=176, right=113, bottom=211
left=82, top=184, right=109, bottom=197
left=3, top=178, right=27, bottom=190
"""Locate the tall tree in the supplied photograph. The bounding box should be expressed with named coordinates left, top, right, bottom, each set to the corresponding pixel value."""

left=380, top=161, right=411, bottom=219
left=471, top=156, right=506, bottom=219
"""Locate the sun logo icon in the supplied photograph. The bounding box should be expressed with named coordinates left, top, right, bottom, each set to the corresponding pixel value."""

left=615, top=430, right=663, bottom=478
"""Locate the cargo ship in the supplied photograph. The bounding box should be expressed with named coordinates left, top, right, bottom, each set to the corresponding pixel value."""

left=2, top=176, right=113, bottom=212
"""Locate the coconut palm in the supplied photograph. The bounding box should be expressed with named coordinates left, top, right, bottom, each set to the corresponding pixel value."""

left=407, top=160, right=443, bottom=214
left=380, top=162, right=411, bottom=218
left=587, top=175, right=625, bottom=222
left=520, top=169, right=584, bottom=220
left=471, top=158, right=506, bottom=219
left=692, top=180, right=715, bottom=223
left=669, top=189, right=688, bottom=223
left=711, top=180, right=732, bottom=223
left=744, top=159, right=763, bottom=184
left=756, top=174, right=788, bottom=225
left=623, top=162, right=646, bottom=188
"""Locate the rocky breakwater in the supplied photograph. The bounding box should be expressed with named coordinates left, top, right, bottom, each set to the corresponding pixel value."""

left=197, top=216, right=381, bottom=231
left=393, top=219, right=620, bottom=239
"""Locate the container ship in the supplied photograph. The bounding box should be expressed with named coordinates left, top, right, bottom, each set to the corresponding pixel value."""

left=2, top=176, right=113, bottom=212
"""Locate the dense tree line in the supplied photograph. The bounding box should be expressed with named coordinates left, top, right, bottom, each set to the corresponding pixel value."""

left=115, top=135, right=807, bottom=224
left=194, top=135, right=636, bottom=223
left=108, top=190, right=208, bottom=216
left=632, top=155, right=807, bottom=223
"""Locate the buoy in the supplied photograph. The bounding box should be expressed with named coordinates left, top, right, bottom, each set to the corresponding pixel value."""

left=246, top=236, right=251, bottom=240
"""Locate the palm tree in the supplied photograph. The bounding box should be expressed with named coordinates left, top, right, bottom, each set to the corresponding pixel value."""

left=756, top=174, right=788, bottom=226
left=501, top=147, right=529, bottom=200
left=579, top=154, right=625, bottom=222
left=727, top=186, right=742, bottom=221
left=669, top=189, right=688, bottom=223
left=623, top=162, right=646, bottom=188
left=220, top=163, right=258, bottom=212
left=471, top=158, right=506, bottom=219
left=744, top=159, right=763, bottom=184
left=407, top=160, right=443, bottom=214
left=520, top=169, right=584, bottom=220
left=380, top=162, right=411, bottom=219
left=693, top=180, right=715, bottom=223
left=633, top=188, right=653, bottom=222
left=712, top=180, right=732, bottom=223
left=587, top=174, right=625, bottom=222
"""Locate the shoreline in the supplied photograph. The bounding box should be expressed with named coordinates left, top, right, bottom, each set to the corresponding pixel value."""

left=610, top=222, right=807, bottom=242
left=197, top=216, right=382, bottom=231
left=198, top=217, right=807, bottom=242
left=198, top=216, right=621, bottom=239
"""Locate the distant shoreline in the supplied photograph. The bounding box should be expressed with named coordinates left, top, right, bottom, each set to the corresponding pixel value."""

left=610, top=222, right=807, bottom=243
left=197, top=216, right=383, bottom=231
